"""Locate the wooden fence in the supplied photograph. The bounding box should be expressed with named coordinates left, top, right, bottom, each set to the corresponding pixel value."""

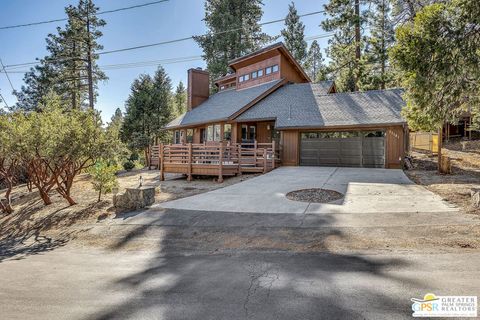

left=153, top=142, right=277, bottom=182
left=409, top=132, right=439, bottom=154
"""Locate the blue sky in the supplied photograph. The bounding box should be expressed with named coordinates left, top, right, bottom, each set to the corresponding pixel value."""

left=0, top=0, right=330, bottom=123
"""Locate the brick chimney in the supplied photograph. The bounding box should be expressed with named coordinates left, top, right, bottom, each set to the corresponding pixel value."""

left=187, top=68, right=209, bottom=111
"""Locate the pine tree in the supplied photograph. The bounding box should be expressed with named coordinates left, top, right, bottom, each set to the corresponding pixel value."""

left=304, top=40, right=327, bottom=82
left=174, top=81, right=187, bottom=116
left=193, top=0, right=274, bottom=90
left=322, top=0, right=369, bottom=92
left=281, top=2, right=307, bottom=63
left=121, top=67, right=175, bottom=160
left=361, top=0, right=396, bottom=90
left=14, top=0, right=106, bottom=111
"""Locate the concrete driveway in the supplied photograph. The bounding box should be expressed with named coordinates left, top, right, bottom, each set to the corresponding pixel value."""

left=158, top=167, right=457, bottom=214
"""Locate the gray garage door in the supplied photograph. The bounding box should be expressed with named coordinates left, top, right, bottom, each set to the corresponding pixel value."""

left=300, top=131, right=385, bottom=168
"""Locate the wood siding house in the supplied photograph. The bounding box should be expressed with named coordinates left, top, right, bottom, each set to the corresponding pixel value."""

left=163, top=42, right=408, bottom=179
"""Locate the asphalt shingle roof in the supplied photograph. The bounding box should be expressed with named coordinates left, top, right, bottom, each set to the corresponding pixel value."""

left=165, top=80, right=282, bottom=128
left=237, top=83, right=405, bottom=129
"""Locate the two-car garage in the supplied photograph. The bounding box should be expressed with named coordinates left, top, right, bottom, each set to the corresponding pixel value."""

left=299, top=131, right=386, bottom=168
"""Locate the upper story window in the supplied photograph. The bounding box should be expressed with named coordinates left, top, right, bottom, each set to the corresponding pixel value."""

left=244, top=74, right=250, bottom=81
left=251, top=71, right=258, bottom=79
left=239, top=75, right=244, bottom=83
left=265, top=64, right=279, bottom=75
left=258, top=69, right=264, bottom=77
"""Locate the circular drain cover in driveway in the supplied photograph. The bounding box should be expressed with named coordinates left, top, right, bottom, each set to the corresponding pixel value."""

left=286, top=188, right=344, bottom=203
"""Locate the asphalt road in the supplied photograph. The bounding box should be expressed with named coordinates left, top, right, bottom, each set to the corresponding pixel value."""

left=1, top=207, right=480, bottom=320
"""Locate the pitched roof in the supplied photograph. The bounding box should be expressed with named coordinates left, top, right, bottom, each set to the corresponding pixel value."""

left=236, top=83, right=406, bottom=129
left=165, top=79, right=283, bottom=129
left=316, top=80, right=335, bottom=93
left=228, top=42, right=310, bottom=82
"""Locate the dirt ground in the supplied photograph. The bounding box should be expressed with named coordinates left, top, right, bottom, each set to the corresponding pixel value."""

left=405, top=140, right=480, bottom=214
left=0, top=169, right=259, bottom=252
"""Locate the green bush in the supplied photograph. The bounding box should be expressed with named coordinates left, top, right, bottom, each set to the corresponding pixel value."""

left=129, top=152, right=139, bottom=161
left=123, top=161, right=135, bottom=171
left=89, top=161, right=119, bottom=202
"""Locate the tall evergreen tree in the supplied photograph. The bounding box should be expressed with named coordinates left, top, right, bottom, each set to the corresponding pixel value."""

left=281, top=2, right=307, bottom=63
left=121, top=67, right=175, bottom=159
left=304, top=40, right=327, bottom=82
left=14, top=0, right=106, bottom=111
left=360, top=0, right=396, bottom=90
left=194, top=0, right=274, bottom=90
left=322, top=0, right=369, bottom=92
left=391, top=0, right=480, bottom=131
left=174, top=81, right=187, bottom=116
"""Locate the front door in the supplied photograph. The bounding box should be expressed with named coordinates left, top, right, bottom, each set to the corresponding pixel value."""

left=241, top=124, right=256, bottom=143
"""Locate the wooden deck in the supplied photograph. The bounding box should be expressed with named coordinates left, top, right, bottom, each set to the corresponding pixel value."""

left=152, top=142, right=277, bottom=182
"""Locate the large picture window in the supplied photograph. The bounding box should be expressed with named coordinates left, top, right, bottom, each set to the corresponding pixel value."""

left=224, top=124, right=232, bottom=141
left=207, top=125, right=214, bottom=141
left=186, top=129, right=194, bottom=143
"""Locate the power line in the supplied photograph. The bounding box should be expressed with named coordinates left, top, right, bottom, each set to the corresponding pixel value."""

left=3, top=9, right=328, bottom=68
left=1, top=31, right=339, bottom=74
left=0, top=0, right=169, bottom=30
left=0, top=91, right=9, bottom=109
left=0, top=59, right=15, bottom=92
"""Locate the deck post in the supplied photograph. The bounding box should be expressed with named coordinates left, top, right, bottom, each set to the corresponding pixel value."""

left=218, top=144, right=224, bottom=183
left=187, top=143, right=193, bottom=181
left=237, top=143, right=242, bottom=175
left=263, top=148, right=267, bottom=173
left=254, top=140, right=258, bottom=169
left=159, top=143, right=165, bottom=181
left=272, top=140, right=276, bottom=168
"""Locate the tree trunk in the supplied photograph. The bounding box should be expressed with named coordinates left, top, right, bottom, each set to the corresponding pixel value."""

left=0, top=181, right=14, bottom=214
left=354, top=0, right=361, bottom=91
left=98, top=190, right=102, bottom=202
left=86, top=4, right=94, bottom=110
left=38, top=189, right=52, bottom=205
left=437, top=126, right=443, bottom=173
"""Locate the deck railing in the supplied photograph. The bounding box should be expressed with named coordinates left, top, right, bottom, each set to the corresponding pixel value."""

left=155, top=142, right=277, bottom=182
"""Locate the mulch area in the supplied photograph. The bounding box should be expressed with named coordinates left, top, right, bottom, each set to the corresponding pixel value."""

left=286, top=188, right=344, bottom=203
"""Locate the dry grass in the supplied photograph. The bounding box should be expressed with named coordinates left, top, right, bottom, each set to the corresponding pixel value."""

left=0, top=168, right=259, bottom=258
left=406, top=140, right=480, bottom=215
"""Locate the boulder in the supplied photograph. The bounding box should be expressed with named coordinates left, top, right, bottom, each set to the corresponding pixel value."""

left=113, top=187, right=156, bottom=213
left=471, top=188, right=480, bottom=208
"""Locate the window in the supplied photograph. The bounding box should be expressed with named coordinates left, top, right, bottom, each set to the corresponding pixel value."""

left=220, top=85, right=225, bottom=90
left=258, top=69, right=264, bottom=77
left=214, top=124, right=221, bottom=141
left=241, top=125, right=248, bottom=141
left=272, top=64, right=279, bottom=72
left=207, top=125, right=214, bottom=141
left=174, top=130, right=180, bottom=144
left=244, top=74, right=250, bottom=81
left=186, top=129, right=194, bottom=143
left=200, top=128, right=206, bottom=143
left=251, top=71, right=258, bottom=79
left=224, top=124, right=232, bottom=141
left=265, top=66, right=272, bottom=75
left=239, top=76, right=244, bottom=83
left=248, top=125, right=256, bottom=141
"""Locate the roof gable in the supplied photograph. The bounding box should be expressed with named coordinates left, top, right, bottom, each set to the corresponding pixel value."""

left=165, top=79, right=283, bottom=128
left=236, top=84, right=406, bottom=129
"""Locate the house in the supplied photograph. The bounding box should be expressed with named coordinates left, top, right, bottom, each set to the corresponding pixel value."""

left=164, top=42, right=408, bottom=176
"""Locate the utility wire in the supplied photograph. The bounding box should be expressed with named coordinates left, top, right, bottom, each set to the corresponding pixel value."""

left=0, top=31, right=338, bottom=74
left=3, top=9, right=328, bottom=68
left=0, top=0, right=169, bottom=30
left=0, top=91, right=9, bottom=109
left=0, top=59, right=16, bottom=91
